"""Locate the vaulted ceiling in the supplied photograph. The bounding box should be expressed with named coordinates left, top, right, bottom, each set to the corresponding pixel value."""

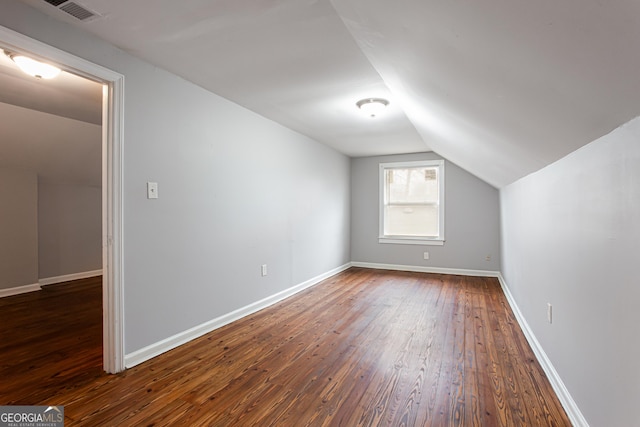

left=18, top=0, right=640, bottom=187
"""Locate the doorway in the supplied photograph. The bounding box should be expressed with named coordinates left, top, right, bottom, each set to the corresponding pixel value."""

left=0, top=24, right=124, bottom=373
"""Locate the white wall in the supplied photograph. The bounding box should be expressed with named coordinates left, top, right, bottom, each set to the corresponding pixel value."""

left=0, top=2, right=351, bottom=354
left=351, top=152, right=500, bottom=271
left=500, top=116, right=640, bottom=427
left=0, top=167, right=38, bottom=289
left=38, top=178, right=102, bottom=279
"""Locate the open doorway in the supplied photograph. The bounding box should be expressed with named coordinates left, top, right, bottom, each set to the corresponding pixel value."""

left=0, top=25, right=124, bottom=374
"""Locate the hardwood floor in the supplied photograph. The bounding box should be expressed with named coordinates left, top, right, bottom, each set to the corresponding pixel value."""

left=0, top=269, right=571, bottom=426
left=0, top=276, right=104, bottom=405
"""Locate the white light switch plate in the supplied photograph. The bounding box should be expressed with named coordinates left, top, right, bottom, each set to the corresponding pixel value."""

left=147, top=182, right=158, bottom=199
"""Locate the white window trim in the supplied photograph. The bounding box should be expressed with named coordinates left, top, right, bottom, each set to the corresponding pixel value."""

left=379, top=160, right=445, bottom=245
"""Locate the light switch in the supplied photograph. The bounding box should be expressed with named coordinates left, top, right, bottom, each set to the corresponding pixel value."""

left=147, top=182, right=158, bottom=199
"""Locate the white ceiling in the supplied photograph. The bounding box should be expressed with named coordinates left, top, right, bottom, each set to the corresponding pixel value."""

left=17, top=0, right=640, bottom=187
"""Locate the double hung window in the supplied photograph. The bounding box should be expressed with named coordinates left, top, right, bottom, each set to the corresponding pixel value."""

left=379, top=160, right=445, bottom=245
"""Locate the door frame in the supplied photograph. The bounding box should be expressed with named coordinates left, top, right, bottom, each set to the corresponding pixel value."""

left=0, top=25, right=125, bottom=373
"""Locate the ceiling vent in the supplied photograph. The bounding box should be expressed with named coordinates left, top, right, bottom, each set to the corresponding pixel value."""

left=42, top=0, right=100, bottom=22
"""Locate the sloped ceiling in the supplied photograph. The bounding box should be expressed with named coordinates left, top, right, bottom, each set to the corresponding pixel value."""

left=0, top=50, right=102, bottom=185
left=0, top=48, right=102, bottom=125
left=18, top=0, right=640, bottom=187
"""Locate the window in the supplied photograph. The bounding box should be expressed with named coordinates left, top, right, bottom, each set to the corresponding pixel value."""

left=379, top=160, right=445, bottom=245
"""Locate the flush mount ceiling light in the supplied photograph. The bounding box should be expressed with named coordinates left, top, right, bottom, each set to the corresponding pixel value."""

left=356, top=98, right=389, bottom=118
left=5, top=51, right=61, bottom=79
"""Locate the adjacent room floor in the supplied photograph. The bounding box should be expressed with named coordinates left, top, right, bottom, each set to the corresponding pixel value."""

left=0, top=268, right=570, bottom=426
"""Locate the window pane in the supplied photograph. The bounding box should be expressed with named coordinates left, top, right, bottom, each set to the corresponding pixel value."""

left=384, top=205, right=439, bottom=237
left=386, top=167, right=438, bottom=204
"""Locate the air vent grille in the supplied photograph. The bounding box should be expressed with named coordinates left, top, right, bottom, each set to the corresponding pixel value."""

left=40, top=0, right=101, bottom=22
left=59, top=2, right=96, bottom=21
left=44, top=0, right=67, bottom=6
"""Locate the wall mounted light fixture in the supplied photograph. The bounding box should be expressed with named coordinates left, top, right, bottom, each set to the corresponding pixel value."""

left=356, top=98, right=389, bottom=118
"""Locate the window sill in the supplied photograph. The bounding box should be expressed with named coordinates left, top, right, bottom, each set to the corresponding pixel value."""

left=378, top=237, right=445, bottom=246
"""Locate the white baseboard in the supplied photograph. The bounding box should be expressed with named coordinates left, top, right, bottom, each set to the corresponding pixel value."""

left=497, top=273, right=588, bottom=427
left=39, top=269, right=103, bottom=286
left=124, top=263, right=352, bottom=368
left=350, top=261, right=500, bottom=278
left=0, top=283, right=41, bottom=298
left=0, top=270, right=103, bottom=298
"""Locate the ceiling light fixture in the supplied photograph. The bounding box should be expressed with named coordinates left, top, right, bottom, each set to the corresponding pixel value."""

left=5, top=51, right=61, bottom=79
left=356, top=98, right=389, bottom=118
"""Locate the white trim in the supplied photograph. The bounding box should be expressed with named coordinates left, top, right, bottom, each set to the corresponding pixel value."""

left=378, top=237, right=444, bottom=246
left=497, top=273, right=589, bottom=427
left=350, top=261, right=499, bottom=278
left=0, top=25, right=125, bottom=374
left=124, top=263, right=352, bottom=368
left=39, top=270, right=103, bottom=286
left=101, top=63, right=125, bottom=374
left=0, top=283, right=41, bottom=298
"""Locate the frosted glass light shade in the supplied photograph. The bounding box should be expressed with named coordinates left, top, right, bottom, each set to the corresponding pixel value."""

left=356, top=98, right=389, bottom=117
left=11, top=55, right=61, bottom=79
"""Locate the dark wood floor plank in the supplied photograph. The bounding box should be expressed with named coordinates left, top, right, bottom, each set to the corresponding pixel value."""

left=473, top=278, right=502, bottom=426
left=0, top=268, right=571, bottom=426
left=463, top=287, right=483, bottom=426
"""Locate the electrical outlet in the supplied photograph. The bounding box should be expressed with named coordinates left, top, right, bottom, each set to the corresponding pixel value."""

left=261, top=264, right=267, bottom=277
left=547, top=303, right=552, bottom=324
left=423, top=252, right=429, bottom=260
left=485, top=254, right=491, bottom=262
